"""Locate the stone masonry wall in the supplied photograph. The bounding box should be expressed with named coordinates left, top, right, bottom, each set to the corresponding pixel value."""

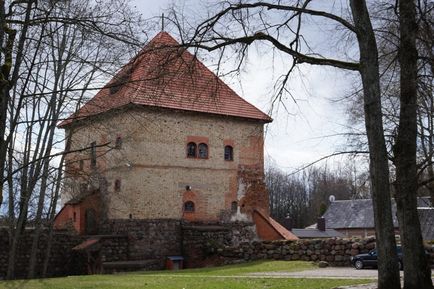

left=200, top=237, right=434, bottom=267
left=215, top=238, right=377, bottom=266
left=100, top=219, right=182, bottom=267
left=0, top=229, right=85, bottom=279
left=181, top=221, right=257, bottom=268
left=64, top=106, right=267, bottom=222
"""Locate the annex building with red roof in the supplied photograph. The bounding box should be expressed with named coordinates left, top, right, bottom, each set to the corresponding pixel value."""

left=54, top=31, right=297, bottom=258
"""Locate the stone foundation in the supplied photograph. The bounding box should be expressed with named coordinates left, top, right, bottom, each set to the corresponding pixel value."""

left=181, top=221, right=257, bottom=267
left=5, top=221, right=430, bottom=279
left=100, top=219, right=182, bottom=268
left=0, top=229, right=84, bottom=279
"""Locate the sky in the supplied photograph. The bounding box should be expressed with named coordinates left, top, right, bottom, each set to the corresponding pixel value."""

left=130, top=0, right=361, bottom=172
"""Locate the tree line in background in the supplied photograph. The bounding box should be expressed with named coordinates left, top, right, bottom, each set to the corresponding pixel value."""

left=266, top=160, right=371, bottom=228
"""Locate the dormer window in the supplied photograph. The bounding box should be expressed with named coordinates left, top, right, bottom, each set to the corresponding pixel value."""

left=109, top=71, right=130, bottom=95
left=198, top=143, right=208, bottom=159
left=187, top=142, right=197, bottom=158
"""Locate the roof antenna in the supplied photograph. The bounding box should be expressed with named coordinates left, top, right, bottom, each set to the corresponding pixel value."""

left=161, top=13, right=165, bottom=31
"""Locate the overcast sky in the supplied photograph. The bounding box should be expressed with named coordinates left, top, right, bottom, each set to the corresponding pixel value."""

left=130, top=0, right=361, bottom=172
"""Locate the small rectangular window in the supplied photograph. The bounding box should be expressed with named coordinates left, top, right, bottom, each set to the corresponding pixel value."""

left=115, top=179, right=121, bottom=192
left=90, top=142, right=96, bottom=167
left=79, top=159, right=84, bottom=170
left=73, top=212, right=77, bottom=222
left=115, top=136, right=122, bottom=149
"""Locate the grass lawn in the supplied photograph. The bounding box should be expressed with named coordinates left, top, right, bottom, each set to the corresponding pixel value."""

left=0, top=261, right=372, bottom=289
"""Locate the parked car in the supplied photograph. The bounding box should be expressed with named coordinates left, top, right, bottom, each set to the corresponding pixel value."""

left=351, top=246, right=432, bottom=270
left=351, top=247, right=403, bottom=270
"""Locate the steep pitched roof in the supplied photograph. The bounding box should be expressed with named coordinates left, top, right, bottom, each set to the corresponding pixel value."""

left=59, top=32, right=272, bottom=127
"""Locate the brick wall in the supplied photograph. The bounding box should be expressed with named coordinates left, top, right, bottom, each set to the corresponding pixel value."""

left=63, top=106, right=267, bottom=223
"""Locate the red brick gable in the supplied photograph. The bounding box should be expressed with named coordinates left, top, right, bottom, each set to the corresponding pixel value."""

left=59, top=32, right=272, bottom=127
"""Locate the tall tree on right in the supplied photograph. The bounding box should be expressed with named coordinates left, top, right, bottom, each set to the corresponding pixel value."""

left=393, top=0, right=433, bottom=288
left=171, top=0, right=433, bottom=288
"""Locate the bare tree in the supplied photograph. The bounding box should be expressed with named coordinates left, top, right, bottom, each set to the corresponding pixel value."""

left=1, top=0, right=149, bottom=279
left=267, top=161, right=369, bottom=228
left=169, top=0, right=434, bottom=288
left=393, top=0, right=432, bottom=287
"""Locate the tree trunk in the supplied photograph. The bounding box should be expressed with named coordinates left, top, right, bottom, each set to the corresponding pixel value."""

left=349, top=1, right=400, bottom=289
left=394, top=1, right=434, bottom=288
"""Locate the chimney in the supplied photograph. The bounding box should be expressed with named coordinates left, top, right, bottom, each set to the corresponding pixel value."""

left=283, top=215, right=293, bottom=231
left=317, top=217, right=326, bottom=231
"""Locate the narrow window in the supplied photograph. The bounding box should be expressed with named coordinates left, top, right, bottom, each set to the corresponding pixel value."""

left=198, top=143, right=208, bottom=159
left=73, top=212, right=77, bottom=222
left=90, top=142, right=97, bottom=167
left=114, top=179, right=121, bottom=192
left=115, top=136, right=122, bottom=149
left=231, top=201, right=238, bottom=213
left=184, top=201, right=195, bottom=212
left=79, top=159, right=84, bottom=170
left=224, top=145, right=233, bottom=161
left=187, top=142, right=197, bottom=158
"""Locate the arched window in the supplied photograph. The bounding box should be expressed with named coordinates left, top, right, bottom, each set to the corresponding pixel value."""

left=224, top=145, right=233, bottom=161
left=198, top=143, right=208, bottom=159
left=187, top=142, right=197, bottom=158
left=184, top=201, right=195, bottom=212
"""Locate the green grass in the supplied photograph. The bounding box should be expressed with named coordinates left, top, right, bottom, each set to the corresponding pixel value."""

left=0, top=261, right=372, bottom=289
left=142, top=260, right=317, bottom=276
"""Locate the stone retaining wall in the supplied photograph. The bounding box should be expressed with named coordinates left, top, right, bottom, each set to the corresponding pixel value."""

left=5, top=220, right=432, bottom=279
left=181, top=221, right=257, bottom=267
left=214, top=237, right=377, bottom=266
left=203, top=238, right=434, bottom=267
left=0, top=229, right=84, bottom=279
left=100, top=219, right=182, bottom=267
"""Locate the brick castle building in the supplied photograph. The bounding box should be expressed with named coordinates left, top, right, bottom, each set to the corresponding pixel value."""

left=54, top=32, right=296, bottom=243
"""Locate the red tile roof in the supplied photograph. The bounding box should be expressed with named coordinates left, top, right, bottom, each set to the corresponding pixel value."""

left=59, top=32, right=272, bottom=127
